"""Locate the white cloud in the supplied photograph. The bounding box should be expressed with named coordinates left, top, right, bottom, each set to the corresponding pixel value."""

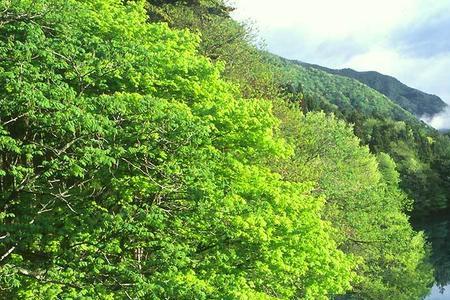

left=231, top=0, right=450, bottom=128
left=232, top=0, right=416, bottom=38
left=422, top=107, right=450, bottom=130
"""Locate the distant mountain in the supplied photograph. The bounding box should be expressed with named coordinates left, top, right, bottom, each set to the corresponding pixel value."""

left=298, top=62, right=448, bottom=117
left=267, top=54, right=423, bottom=127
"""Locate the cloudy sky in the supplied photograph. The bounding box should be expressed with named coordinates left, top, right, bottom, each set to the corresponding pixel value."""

left=231, top=0, right=450, bottom=129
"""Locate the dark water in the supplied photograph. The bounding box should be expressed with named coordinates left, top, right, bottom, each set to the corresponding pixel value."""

left=413, top=213, right=450, bottom=300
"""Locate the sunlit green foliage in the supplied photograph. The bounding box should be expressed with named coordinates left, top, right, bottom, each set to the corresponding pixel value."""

left=0, top=0, right=442, bottom=299
left=145, top=0, right=279, bottom=99
left=143, top=0, right=448, bottom=298
left=0, top=0, right=354, bottom=298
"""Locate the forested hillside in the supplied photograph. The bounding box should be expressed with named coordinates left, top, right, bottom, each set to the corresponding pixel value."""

left=0, top=0, right=446, bottom=299
left=269, top=56, right=420, bottom=123
left=299, top=62, right=448, bottom=117
left=268, top=55, right=450, bottom=214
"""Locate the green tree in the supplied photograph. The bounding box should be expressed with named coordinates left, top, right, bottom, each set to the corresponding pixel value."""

left=272, top=102, right=433, bottom=300
left=145, top=0, right=281, bottom=99
left=0, top=0, right=353, bottom=298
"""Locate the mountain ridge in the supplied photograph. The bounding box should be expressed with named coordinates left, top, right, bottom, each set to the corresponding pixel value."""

left=297, top=61, right=448, bottom=118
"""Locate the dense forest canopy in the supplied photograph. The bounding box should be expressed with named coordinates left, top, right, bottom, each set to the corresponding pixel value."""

left=1, top=0, right=448, bottom=299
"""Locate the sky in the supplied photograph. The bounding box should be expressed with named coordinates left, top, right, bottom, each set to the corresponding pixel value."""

left=231, top=0, right=450, bottom=129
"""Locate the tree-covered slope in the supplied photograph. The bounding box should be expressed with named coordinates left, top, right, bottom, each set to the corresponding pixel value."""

left=143, top=0, right=450, bottom=217
left=0, top=0, right=440, bottom=299
left=299, top=62, right=448, bottom=117
left=263, top=54, right=450, bottom=214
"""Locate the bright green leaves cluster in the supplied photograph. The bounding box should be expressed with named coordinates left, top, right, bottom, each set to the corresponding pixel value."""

left=0, top=0, right=435, bottom=299
left=0, top=0, right=354, bottom=299
left=145, top=0, right=281, bottom=100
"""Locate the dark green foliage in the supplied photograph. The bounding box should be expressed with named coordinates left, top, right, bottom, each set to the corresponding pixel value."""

left=362, top=119, right=450, bottom=213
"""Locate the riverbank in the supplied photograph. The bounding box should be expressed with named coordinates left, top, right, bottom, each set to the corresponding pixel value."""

left=411, top=211, right=450, bottom=299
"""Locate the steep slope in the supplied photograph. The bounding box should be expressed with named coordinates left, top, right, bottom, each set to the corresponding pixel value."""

left=299, top=62, right=448, bottom=117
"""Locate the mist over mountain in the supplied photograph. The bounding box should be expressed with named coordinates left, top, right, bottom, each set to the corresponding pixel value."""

left=422, top=107, right=450, bottom=131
